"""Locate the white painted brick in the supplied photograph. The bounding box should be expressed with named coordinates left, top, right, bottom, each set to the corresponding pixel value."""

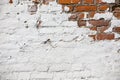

left=53, top=72, right=67, bottom=79
left=18, top=72, right=31, bottom=80
left=30, top=72, right=53, bottom=79
left=49, top=64, right=71, bottom=72
left=35, top=64, right=49, bottom=72
left=0, top=65, right=9, bottom=73
left=71, top=64, right=84, bottom=71
left=8, top=63, right=35, bottom=72
left=0, top=73, right=19, bottom=80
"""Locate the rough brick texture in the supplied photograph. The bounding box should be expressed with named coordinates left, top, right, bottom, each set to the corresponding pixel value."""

left=59, top=0, right=80, bottom=4
left=58, top=0, right=120, bottom=40
left=89, top=33, right=115, bottom=40
left=112, top=27, right=120, bottom=33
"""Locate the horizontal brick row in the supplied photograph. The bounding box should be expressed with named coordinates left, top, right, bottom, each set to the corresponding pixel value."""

left=58, top=0, right=80, bottom=4
left=63, top=4, right=109, bottom=12
left=58, top=0, right=106, bottom=5
left=77, top=19, right=110, bottom=27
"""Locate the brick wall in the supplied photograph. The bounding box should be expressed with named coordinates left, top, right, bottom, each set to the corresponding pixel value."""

left=9, top=0, right=120, bottom=40
left=57, top=0, right=120, bottom=40
left=58, top=0, right=116, bottom=21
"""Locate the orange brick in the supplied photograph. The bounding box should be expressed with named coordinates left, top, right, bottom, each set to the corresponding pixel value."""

left=99, top=4, right=109, bottom=11
left=78, top=13, right=84, bottom=19
left=58, top=0, right=80, bottom=4
left=88, top=12, right=96, bottom=18
left=90, top=27, right=97, bottom=31
left=89, top=33, right=115, bottom=40
left=84, top=0, right=94, bottom=4
left=75, top=6, right=97, bottom=12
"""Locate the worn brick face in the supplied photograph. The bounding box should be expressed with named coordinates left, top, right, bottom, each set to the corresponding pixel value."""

left=89, top=33, right=115, bottom=40
left=77, top=20, right=86, bottom=27
left=83, top=0, right=94, bottom=4
left=57, top=0, right=118, bottom=40
left=75, top=6, right=97, bottom=12
left=88, top=12, right=96, bottom=18
left=58, top=0, right=80, bottom=4
left=99, top=4, right=109, bottom=11
left=112, top=27, right=120, bottom=33
left=88, top=20, right=110, bottom=27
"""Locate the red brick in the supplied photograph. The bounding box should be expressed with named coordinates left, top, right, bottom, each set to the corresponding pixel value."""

left=112, top=27, right=120, bottom=33
left=9, top=0, right=13, bottom=3
left=75, top=6, right=97, bottom=12
left=88, top=12, right=96, bottom=18
left=77, top=20, right=86, bottom=27
left=89, top=33, right=115, bottom=40
left=88, top=19, right=110, bottom=27
left=83, top=0, right=94, bottom=4
left=58, top=0, right=80, bottom=4
left=78, top=13, right=84, bottom=19
left=99, top=4, right=109, bottom=11
left=90, top=27, right=97, bottom=31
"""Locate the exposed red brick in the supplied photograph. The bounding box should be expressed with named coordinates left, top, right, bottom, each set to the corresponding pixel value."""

left=89, top=33, right=115, bottom=40
left=75, top=6, right=97, bottom=12
left=78, top=20, right=86, bottom=27
left=99, top=4, right=109, bottom=11
left=88, top=12, right=96, bottom=18
left=78, top=13, right=84, bottom=19
left=58, top=0, right=80, bottom=4
left=9, top=0, right=13, bottom=3
left=112, top=27, right=120, bottom=33
left=83, top=0, right=94, bottom=4
left=88, top=19, right=110, bottom=27
left=90, top=27, right=97, bottom=31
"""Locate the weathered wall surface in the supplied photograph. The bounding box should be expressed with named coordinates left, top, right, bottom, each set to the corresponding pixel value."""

left=0, top=0, right=120, bottom=80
